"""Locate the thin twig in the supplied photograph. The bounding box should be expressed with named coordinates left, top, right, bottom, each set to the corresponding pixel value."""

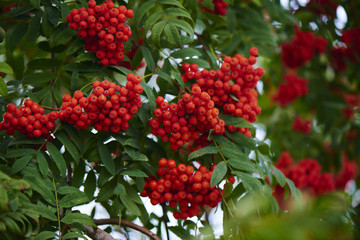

left=52, top=177, right=62, bottom=240
left=94, top=219, right=161, bottom=240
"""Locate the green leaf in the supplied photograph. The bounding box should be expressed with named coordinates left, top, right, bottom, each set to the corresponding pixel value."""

left=210, top=161, right=227, bottom=187
left=119, top=195, right=141, bottom=216
left=57, top=186, right=80, bottom=195
left=33, top=231, right=57, bottom=240
left=226, top=131, right=256, bottom=150
left=113, top=184, right=126, bottom=196
left=23, top=175, right=56, bottom=206
left=140, top=82, right=156, bottom=113
left=84, top=170, right=96, bottom=199
left=120, top=169, right=148, bottom=177
left=223, top=182, right=233, bottom=198
left=164, top=24, right=181, bottom=46
left=172, top=71, right=185, bottom=90
left=272, top=166, right=286, bottom=187
left=47, top=6, right=60, bottom=26
left=47, top=142, right=67, bottom=176
left=110, top=66, right=134, bottom=76
left=11, top=155, right=33, bottom=174
left=0, top=62, right=14, bottom=75
left=164, top=8, right=192, bottom=20
left=135, top=0, right=156, bottom=26
left=150, top=20, right=167, bottom=48
left=145, top=10, right=162, bottom=34
left=227, top=159, right=256, bottom=172
left=221, top=115, right=253, bottom=129
left=61, top=213, right=95, bottom=227
left=235, top=171, right=262, bottom=192
left=183, top=58, right=210, bottom=68
left=0, top=185, right=8, bottom=211
left=5, top=22, right=28, bottom=51
left=159, top=0, right=186, bottom=8
left=25, top=13, right=41, bottom=44
left=286, top=178, right=302, bottom=200
left=0, top=77, right=7, bottom=96
left=29, top=0, right=41, bottom=8
left=168, top=19, right=194, bottom=38
left=22, top=72, right=56, bottom=84
left=27, top=58, right=61, bottom=70
left=188, top=146, right=218, bottom=161
left=98, top=142, right=115, bottom=175
left=56, top=131, right=80, bottom=164
left=123, top=147, right=149, bottom=161
left=6, top=148, right=37, bottom=158
left=2, top=216, right=21, bottom=235
left=171, top=48, right=202, bottom=59
left=140, top=46, right=155, bottom=72
left=59, top=191, right=89, bottom=208
left=63, top=232, right=87, bottom=239
left=169, top=226, right=193, bottom=239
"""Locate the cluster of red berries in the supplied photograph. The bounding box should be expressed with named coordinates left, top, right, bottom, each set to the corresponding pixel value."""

left=141, top=158, right=227, bottom=220
left=341, top=93, right=360, bottom=119
left=181, top=47, right=264, bottom=138
left=272, top=74, right=308, bottom=106
left=292, top=116, right=312, bottom=134
left=66, top=0, right=134, bottom=66
left=0, top=99, right=58, bottom=138
left=198, top=0, right=228, bottom=16
left=335, top=152, right=358, bottom=189
left=331, top=27, right=360, bottom=72
left=273, top=151, right=335, bottom=208
left=59, top=74, right=143, bottom=133
left=149, top=85, right=225, bottom=150
left=281, top=25, right=327, bottom=69
left=305, top=0, right=338, bottom=17
left=273, top=151, right=358, bottom=209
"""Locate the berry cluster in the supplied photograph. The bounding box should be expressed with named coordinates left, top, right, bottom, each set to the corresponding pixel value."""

left=181, top=48, right=264, bottom=137
left=273, top=152, right=335, bottom=209
left=331, top=27, right=360, bottom=72
left=341, top=93, right=360, bottom=119
left=59, top=74, right=143, bottom=133
left=149, top=85, right=225, bottom=150
left=272, top=74, right=308, bottom=106
left=335, top=153, right=358, bottom=189
left=198, top=0, right=228, bottom=16
left=305, top=0, right=338, bottom=17
left=0, top=99, right=58, bottom=138
left=292, top=116, right=312, bottom=134
left=141, top=158, right=226, bottom=220
left=66, top=0, right=134, bottom=66
left=281, top=25, right=327, bottom=69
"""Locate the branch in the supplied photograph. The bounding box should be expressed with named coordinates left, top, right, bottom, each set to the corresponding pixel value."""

left=94, top=219, right=161, bottom=240
left=84, top=225, right=115, bottom=240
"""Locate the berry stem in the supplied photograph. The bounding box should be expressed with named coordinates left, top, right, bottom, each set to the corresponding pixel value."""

left=42, top=106, right=61, bottom=110
left=209, top=44, right=220, bottom=62
left=212, top=136, right=235, bottom=174
left=142, top=73, right=154, bottom=80
left=80, top=82, right=94, bottom=92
